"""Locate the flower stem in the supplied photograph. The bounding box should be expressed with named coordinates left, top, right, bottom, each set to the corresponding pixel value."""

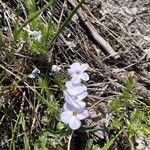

left=67, top=130, right=74, bottom=150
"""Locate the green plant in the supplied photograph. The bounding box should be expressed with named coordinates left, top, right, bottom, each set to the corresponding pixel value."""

left=13, top=0, right=56, bottom=55
left=109, top=75, right=150, bottom=149
left=34, top=122, right=69, bottom=150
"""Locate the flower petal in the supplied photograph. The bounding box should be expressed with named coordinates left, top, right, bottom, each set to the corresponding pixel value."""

left=66, top=85, right=87, bottom=96
left=80, top=73, right=89, bottom=81
left=64, top=102, right=85, bottom=113
left=79, top=63, right=89, bottom=72
left=65, top=90, right=88, bottom=102
left=71, top=75, right=81, bottom=85
left=65, top=96, right=86, bottom=110
left=31, top=31, right=42, bottom=41
left=69, top=116, right=81, bottom=130
left=77, top=91, right=88, bottom=101
left=63, top=102, right=74, bottom=111
left=60, top=111, right=73, bottom=124
left=77, top=109, right=89, bottom=120
left=68, top=62, right=80, bottom=75
left=65, top=81, right=74, bottom=89
left=73, top=101, right=86, bottom=110
left=32, top=31, right=41, bottom=37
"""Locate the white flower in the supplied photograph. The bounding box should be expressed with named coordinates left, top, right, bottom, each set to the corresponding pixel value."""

left=65, top=81, right=87, bottom=96
left=61, top=62, right=90, bottom=130
left=60, top=103, right=89, bottom=130
left=52, top=65, right=61, bottom=72
left=64, top=90, right=88, bottom=110
left=68, top=62, right=89, bottom=84
left=28, top=67, right=40, bottom=79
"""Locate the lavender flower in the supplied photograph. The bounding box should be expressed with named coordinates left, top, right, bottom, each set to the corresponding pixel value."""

left=60, top=62, right=90, bottom=130
left=60, top=103, right=89, bottom=130
left=68, top=62, right=89, bottom=84
left=65, top=81, right=87, bottom=96
left=52, top=65, right=61, bottom=72
left=64, top=91, right=88, bottom=110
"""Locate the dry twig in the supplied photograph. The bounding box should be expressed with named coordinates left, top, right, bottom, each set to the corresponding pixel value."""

left=68, top=0, right=120, bottom=59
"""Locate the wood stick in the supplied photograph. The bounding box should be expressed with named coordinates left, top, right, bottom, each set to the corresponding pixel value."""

left=68, top=0, right=120, bottom=59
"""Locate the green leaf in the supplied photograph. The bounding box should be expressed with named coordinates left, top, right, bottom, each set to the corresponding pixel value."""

left=30, top=40, right=46, bottom=55
left=92, top=144, right=101, bottom=150
left=47, top=0, right=85, bottom=50
left=56, top=122, right=66, bottom=131
left=85, top=139, right=93, bottom=150
left=13, top=2, right=51, bottom=40
left=102, top=130, right=122, bottom=150
left=53, top=74, right=66, bottom=91
left=38, top=78, right=51, bottom=94
left=25, top=0, right=36, bottom=13
left=110, top=118, right=122, bottom=130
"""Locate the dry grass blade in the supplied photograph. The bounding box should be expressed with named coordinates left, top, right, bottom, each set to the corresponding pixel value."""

left=68, top=0, right=120, bottom=59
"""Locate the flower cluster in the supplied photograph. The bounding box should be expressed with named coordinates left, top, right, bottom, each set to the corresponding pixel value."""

left=61, top=62, right=90, bottom=130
